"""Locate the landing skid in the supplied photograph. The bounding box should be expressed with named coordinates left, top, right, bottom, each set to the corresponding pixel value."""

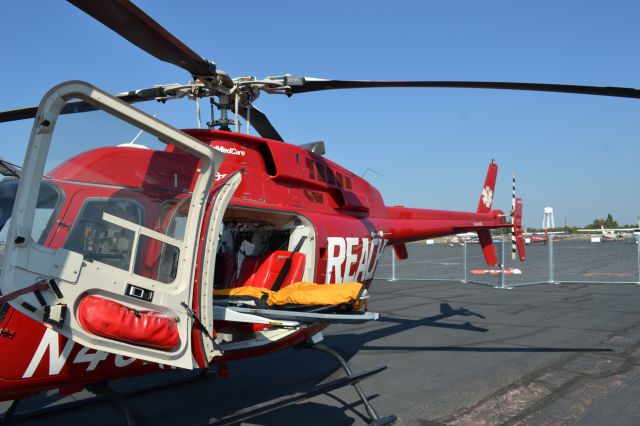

left=0, top=369, right=214, bottom=425
left=1, top=342, right=395, bottom=426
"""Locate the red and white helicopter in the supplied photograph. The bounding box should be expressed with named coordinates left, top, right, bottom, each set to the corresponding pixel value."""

left=1, top=1, right=639, bottom=423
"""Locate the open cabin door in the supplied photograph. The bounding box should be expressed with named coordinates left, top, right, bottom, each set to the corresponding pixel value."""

left=0, top=81, right=224, bottom=369
left=195, top=171, right=242, bottom=363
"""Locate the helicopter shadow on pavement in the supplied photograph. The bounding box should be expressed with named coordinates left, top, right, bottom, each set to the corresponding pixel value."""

left=224, top=302, right=490, bottom=424
left=184, top=302, right=489, bottom=425
left=217, top=300, right=613, bottom=425
left=322, top=302, right=612, bottom=362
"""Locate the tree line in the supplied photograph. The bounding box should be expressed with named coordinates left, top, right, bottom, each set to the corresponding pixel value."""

left=525, top=213, right=638, bottom=233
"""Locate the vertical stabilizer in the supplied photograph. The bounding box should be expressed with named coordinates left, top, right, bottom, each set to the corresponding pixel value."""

left=477, top=161, right=498, bottom=213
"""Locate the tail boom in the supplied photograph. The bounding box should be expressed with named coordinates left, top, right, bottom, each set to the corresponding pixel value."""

left=377, top=161, right=524, bottom=267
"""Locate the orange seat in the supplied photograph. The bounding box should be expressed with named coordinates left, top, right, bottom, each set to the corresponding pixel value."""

left=243, top=250, right=306, bottom=290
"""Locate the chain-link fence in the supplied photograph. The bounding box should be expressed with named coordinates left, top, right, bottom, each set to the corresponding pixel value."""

left=375, top=234, right=640, bottom=288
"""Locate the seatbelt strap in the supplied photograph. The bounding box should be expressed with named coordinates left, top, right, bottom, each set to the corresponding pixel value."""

left=271, top=236, right=307, bottom=292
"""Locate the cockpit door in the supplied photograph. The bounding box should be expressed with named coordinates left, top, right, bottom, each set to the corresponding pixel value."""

left=0, top=81, right=224, bottom=369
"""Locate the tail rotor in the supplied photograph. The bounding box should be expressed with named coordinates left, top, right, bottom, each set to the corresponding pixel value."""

left=511, top=173, right=526, bottom=261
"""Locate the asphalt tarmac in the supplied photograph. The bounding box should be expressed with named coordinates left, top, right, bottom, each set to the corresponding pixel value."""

left=5, top=278, right=640, bottom=425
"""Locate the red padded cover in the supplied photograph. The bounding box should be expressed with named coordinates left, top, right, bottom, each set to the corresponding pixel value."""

left=243, top=251, right=306, bottom=289
left=77, top=296, right=179, bottom=351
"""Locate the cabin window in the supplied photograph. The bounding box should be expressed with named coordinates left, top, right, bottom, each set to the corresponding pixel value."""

left=315, top=163, right=326, bottom=182
left=306, top=158, right=315, bottom=179
left=133, top=196, right=189, bottom=283
left=63, top=198, right=144, bottom=271
left=134, top=235, right=180, bottom=284
left=336, top=173, right=344, bottom=188
left=162, top=196, right=190, bottom=240
left=345, top=176, right=352, bottom=190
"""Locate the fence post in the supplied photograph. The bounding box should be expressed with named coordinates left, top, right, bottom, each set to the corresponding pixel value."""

left=548, top=234, right=556, bottom=284
left=500, top=239, right=506, bottom=288
left=636, top=235, right=640, bottom=285
left=388, top=248, right=397, bottom=282
left=494, top=239, right=511, bottom=289
left=462, top=239, right=468, bottom=283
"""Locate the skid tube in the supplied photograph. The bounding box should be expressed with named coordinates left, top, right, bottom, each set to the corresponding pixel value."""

left=0, top=369, right=214, bottom=425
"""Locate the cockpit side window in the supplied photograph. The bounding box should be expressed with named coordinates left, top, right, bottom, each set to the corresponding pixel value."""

left=63, top=198, right=144, bottom=271
left=0, top=180, right=63, bottom=262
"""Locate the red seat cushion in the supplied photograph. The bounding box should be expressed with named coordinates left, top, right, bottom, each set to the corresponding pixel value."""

left=77, top=295, right=179, bottom=351
left=243, top=250, right=306, bottom=289
left=235, top=255, right=264, bottom=286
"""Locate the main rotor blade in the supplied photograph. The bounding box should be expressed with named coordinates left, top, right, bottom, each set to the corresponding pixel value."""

left=67, top=0, right=216, bottom=79
left=0, top=88, right=164, bottom=124
left=237, top=105, right=283, bottom=141
left=286, top=78, right=640, bottom=99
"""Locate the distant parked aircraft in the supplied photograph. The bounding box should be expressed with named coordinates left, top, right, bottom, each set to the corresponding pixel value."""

left=577, top=225, right=640, bottom=241
left=524, top=229, right=569, bottom=244
left=448, top=232, right=479, bottom=245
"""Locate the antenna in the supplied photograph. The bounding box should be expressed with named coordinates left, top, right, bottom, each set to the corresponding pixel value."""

left=361, top=168, right=385, bottom=179
left=118, top=114, right=157, bottom=148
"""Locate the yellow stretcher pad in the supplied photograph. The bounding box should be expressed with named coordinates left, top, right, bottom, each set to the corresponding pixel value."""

left=214, top=282, right=365, bottom=307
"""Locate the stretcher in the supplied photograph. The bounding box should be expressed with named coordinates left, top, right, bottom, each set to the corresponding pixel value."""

left=213, top=281, right=379, bottom=324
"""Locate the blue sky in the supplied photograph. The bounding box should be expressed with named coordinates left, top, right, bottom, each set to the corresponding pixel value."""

left=1, top=1, right=639, bottom=228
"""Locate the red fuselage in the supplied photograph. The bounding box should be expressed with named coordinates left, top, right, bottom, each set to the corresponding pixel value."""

left=0, top=129, right=510, bottom=401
